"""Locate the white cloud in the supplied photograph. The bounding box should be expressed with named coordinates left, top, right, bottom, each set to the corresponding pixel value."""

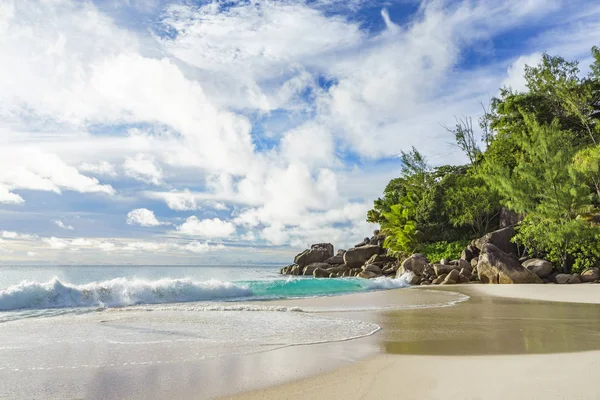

left=0, top=186, right=24, bottom=204
left=182, top=241, right=226, bottom=254
left=157, top=189, right=199, bottom=211
left=177, top=216, right=236, bottom=238
left=1, top=231, right=38, bottom=240
left=42, top=237, right=69, bottom=250
left=502, top=53, right=542, bottom=92
left=123, top=154, right=163, bottom=185
left=0, top=148, right=115, bottom=202
left=79, top=161, right=118, bottom=177
left=53, top=220, right=74, bottom=230
left=126, top=208, right=164, bottom=227
left=26, top=251, right=37, bottom=257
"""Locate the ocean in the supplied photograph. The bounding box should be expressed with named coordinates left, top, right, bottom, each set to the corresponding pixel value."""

left=0, top=265, right=413, bottom=376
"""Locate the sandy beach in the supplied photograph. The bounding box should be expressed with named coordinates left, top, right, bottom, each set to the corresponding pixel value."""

left=227, top=284, right=600, bottom=400
left=2, top=284, right=600, bottom=399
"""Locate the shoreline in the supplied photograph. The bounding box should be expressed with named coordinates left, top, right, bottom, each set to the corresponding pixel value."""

left=2, top=284, right=600, bottom=399
left=226, top=284, right=600, bottom=400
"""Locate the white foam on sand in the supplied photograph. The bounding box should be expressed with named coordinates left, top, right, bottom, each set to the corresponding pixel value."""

left=0, top=309, right=381, bottom=373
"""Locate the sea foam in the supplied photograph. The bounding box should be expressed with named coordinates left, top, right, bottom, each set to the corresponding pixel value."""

left=0, top=277, right=252, bottom=311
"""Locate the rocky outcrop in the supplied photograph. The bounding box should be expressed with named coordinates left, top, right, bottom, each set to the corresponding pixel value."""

left=294, top=243, right=334, bottom=267
left=396, top=254, right=429, bottom=277
left=280, top=240, right=392, bottom=279
left=344, top=245, right=383, bottom=268
left=477, top=244, right=542, bottom=284
left=522, top=259, right=554, bottom=279
left=279, top=230, right=596, bottom=287
left=472, top=226, right=518, bottom=255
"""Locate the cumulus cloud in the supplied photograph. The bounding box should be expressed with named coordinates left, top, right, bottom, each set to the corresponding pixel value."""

left=123, top=154, right=163, bottom=185
left=79, top=161, right=118, bottom=177
left=0, top=186, right=24, bottom=204
left=53, top=220, right=75, bottom=230
left=177, top=216, right=236, bottom=238
left=0, top=148, right=115, bottom=203
left=126, top=208, right=164, bottom=227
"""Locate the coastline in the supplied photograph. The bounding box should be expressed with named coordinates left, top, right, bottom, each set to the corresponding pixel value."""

left=226, top=284, right=600, bottom=400
left=3, top=284, right=600, bottom=399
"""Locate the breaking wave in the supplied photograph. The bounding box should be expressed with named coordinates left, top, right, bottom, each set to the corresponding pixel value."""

left=0, top=277, right=252, bottom=311
left=0, top=274, right=412, bottom=313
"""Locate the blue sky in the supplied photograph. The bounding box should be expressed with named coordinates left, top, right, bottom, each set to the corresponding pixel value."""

left=0, top=0, right=599, bottom=264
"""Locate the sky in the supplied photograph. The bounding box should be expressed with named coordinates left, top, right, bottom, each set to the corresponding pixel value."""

left=0, top=0, right=599, bottom=265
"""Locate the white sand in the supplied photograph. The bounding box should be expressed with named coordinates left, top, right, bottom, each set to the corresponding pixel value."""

left=227, top=284, right=600, bottom=400
left=461, top=283, right=600, bottom=304
left=229, top=351, right=600, bottom=400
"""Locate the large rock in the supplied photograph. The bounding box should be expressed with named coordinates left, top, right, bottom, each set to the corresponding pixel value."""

left=303, top=263, right=328, bottom=276
left=473, top=226, right=518, bottom=255
left=581, top=268, right=600, bottom=283
left=522, top=259, right=554, bottom=279
left=290, top=265, right=303, bottom=275
left=294, top=243, right=334, bottom=267
left=343, top=245, right=382, bottom=268
left=358, top=271, right=378, bottom=279
left=396, top=254, right=429, bottom=277
left=556, top=274, right=582, bottom=284
left=459, top=268, right=472, bottom=280
left=458, top=259, right=472, bottom=272
left=366, top=254, right=397, bottom=265
left=326, top=265, right=350, bottom=274
left=444, top=269, right=460, bottom=284
left=362, top=264, right=383, bottom=274
left=477, top=244, right=542, bottom=284
left=433, top=264, right=458, bottom=277
left=313, top=267, right=331, bottom=278
left=461, top=245, right=480, bottom=262
left=324, top=255, right=345, bottom=265
left=280, top=265, right=294, bottom=274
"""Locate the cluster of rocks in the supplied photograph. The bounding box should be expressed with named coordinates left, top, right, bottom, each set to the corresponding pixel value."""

left=280, top=226, right=600, bottom=285
left=279, top=242, right=398, bottom=279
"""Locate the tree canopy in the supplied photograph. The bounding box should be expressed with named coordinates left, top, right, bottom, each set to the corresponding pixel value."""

left=368, top=46, right=600, bottom=270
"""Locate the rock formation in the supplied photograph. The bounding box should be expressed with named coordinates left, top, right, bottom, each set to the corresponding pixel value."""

left=279, top=226, right=600, bottom=284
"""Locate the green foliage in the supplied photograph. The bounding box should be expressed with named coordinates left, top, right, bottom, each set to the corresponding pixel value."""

left=445, top=174, right=500, bottom=236
left=514, top=216, right=600, bottom=272
left=369, top=45, right=600, bottom=272
left=484, top=117, right=593, bottom=220
left=420, top=240, right=470, bottom=264
left=572, top=144, right=600, bottom=200
left=371, top=148, right=490, bottom=254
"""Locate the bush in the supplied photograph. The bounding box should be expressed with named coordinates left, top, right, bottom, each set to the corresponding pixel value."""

left=421, top=240, right=470, bottom=264
left=513, top=216, right=600, bottom=272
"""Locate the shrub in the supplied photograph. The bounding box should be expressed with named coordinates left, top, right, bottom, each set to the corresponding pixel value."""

left=421, top=240, right=470, bottom=264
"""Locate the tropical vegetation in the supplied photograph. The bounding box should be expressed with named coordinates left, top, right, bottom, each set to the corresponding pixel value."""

left=368, top=46, right=600, bottom=272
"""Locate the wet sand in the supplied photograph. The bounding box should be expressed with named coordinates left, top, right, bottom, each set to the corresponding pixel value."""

left=228, top=285, right=600, bottom=400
